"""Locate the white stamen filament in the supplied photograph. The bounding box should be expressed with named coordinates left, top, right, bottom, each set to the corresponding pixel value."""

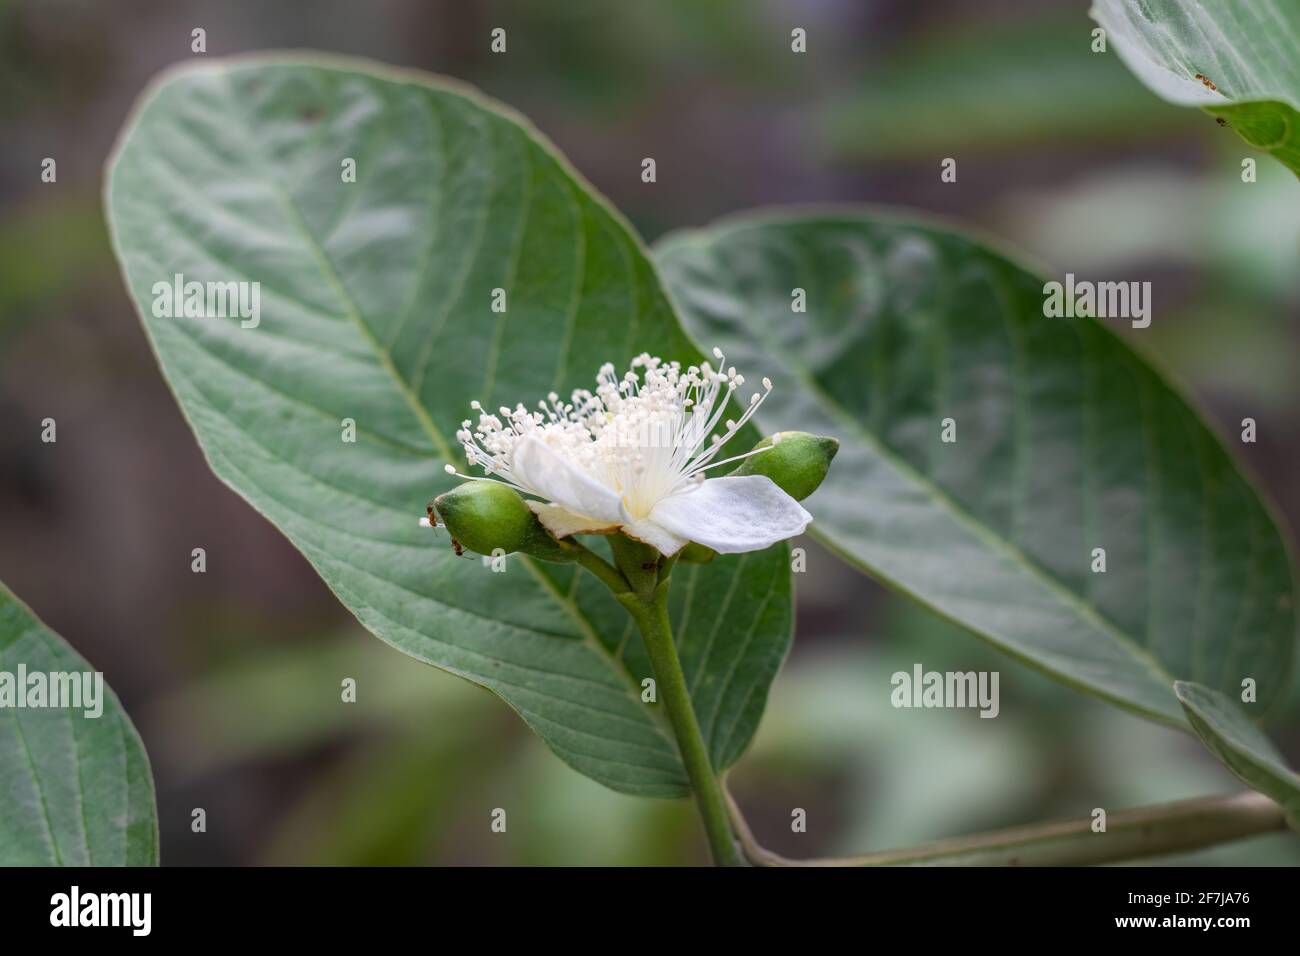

left=451, top=350, right=775, bottom=521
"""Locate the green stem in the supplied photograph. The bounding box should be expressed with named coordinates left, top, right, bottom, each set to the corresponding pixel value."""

left=726, top=788, right=1287, bottom=866
left=568, top=535, right=743, bottom=864
left=571, top=546, right=630, bottom=595
left=624, top=584, right=744, bottom=866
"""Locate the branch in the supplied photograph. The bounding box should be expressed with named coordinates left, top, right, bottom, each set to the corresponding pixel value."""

left=726, top=788, right=1288, bottom=866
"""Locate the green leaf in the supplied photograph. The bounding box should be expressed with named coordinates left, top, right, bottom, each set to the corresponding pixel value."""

left=1175, top=681, right=1300, bottom=828
left=105, top=57, right=792, bottom=797
left=0, top=581, right=158, bottom=865
left=1090, top=0, right=1300, bottom=176
left=656, top=209, right=1296, bottom=726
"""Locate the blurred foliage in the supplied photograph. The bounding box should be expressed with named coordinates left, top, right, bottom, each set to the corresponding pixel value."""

left=485, top=0, right=803, bottom=114
left=0, top=194, right=111, bottom=339
left=140, top=594, right=1300, bottom=865
left=818, top=15, right=1197, bottom=160
left=142, top=630, right=703, bottom=865
left=994, top=156, right=1300, bottom=414
left=731, top=598, right=1300, bottom=866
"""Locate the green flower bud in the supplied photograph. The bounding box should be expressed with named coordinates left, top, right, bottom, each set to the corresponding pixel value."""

left=729, top=431, right=838, bottom=501
left=433, top=481, right=577, bottom=563
left=678, top=541, right=717, bottom=564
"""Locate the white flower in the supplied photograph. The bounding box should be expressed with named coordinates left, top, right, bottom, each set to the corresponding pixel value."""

left=445, top=350, right=812, bottom=556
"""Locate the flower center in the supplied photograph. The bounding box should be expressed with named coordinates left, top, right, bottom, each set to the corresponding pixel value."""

left=449, top=349, right=773, bottom=520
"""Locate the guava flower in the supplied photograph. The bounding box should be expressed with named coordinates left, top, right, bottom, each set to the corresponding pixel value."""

left=443, top=350, right=813, bottom=556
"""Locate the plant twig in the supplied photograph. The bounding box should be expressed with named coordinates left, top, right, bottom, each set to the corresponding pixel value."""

left=726, top=788, right=1287, bottom=866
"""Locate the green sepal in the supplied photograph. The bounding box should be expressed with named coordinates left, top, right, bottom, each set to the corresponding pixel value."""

left=678, top=542, right=718, bottom=564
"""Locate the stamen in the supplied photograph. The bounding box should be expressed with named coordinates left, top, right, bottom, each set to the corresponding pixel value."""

left=679, top=443, right=774, bottom=482
left=447, top=347, right=776, bottom=523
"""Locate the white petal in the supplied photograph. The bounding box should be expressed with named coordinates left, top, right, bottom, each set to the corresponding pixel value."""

left=511, top=435, right=622, bottom=523
left=648, top=475, right=811, bottom=554
left=621, top=517, right=689, bottom=557
left=527, top=502, right=620, bottom=539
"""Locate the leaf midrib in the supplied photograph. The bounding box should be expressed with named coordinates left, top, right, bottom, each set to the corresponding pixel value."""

left=219, top=75, right=458, bottom=465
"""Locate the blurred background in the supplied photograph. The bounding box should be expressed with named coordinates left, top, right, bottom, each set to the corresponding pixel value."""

left=1, top=0, right=1297, bottom=865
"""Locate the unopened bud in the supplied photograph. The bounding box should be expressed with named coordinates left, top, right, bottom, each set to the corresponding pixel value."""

left=433, top=481, right=577, bottom=563
left=729, top=431, right=838, bottom=501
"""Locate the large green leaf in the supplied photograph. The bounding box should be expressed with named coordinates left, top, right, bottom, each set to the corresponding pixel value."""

left=105, top=57, right=791, bottom=797
left=656, top=209, right=1296, bottom=726
left=1175, top=681, right=1300, bottom=828
left=0, top=581, right=158, bottom=865
left=1090, top=0, right=1300, bottom=176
